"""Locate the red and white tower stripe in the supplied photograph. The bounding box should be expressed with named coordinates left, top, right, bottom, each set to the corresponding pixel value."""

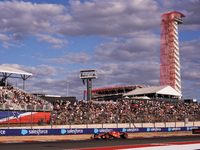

left=160, top=11, right=185, bottom=94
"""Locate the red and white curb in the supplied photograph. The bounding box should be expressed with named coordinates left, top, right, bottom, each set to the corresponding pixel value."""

left=74, top=141, right=200, bottom=150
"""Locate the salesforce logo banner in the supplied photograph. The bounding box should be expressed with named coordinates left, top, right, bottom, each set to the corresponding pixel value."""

left=0, top=129, right=20, bottom=136
left=21, top=129, right=48, bottom=136
left=168, top=127, right=182, bottom=132
left=96, top=128, right=124, bottom=134
left=126, top=128, right=140, bottom=133
left=0, top=130, right=6, bottom=135
left=94, top=128, right=99, bottom=133
left=66, top=129, right=84, bottom=134
left=146, top=128, right=162, bottom=132
left=1, top=127, right=200, bottom=136
left=92, top=128, right=124, bottom=134
left=60, top=129, right=94, bottom=135
left=21, top=129, right=28, bottom=135
left=61, top=129, right=67, bottom=134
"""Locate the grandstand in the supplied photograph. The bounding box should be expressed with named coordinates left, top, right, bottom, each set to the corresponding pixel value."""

left=91, top=85, right=183, bottom=101
left=0, top=66, right=53, bottom=112
left=123, top=85, right=182, bottom=101
left=36, top=94, right=77, bottom=103
left=0, top=67, right=53, bottom=126
left=0, top=84, right=53, bottom=112
left=91, top=85, right=146, bottom=100
left=0, top=66, right=199, bottom=128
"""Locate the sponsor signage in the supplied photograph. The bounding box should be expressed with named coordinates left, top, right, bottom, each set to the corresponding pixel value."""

left=0, top=129, right=93, bottom=136
left=0, top=127, right=199, bottom=136
left=0, top=111, right=51, bottom=124
left=192, top=129, right=200, bottom=134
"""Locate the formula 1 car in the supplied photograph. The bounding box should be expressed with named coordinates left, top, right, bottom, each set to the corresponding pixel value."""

left=91, top=130, right=128, bottom=140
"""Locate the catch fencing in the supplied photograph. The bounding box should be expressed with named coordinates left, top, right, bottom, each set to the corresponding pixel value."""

left=0, top=110, right=200, bottom=129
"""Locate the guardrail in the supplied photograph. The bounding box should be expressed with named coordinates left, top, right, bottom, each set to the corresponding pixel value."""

left=0, top=103, right=53, bottom=112
left=1, top=111, right=200, bottom=129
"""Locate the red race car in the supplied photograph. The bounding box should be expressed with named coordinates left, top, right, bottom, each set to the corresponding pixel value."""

left=91, top=130, right=128, bottom=140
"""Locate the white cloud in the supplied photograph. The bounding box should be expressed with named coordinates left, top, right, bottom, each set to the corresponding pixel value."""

left=0, top=1, right=65, bottom=34
left=36, top=34, right=67, bottom=44
left=94, top=36, right=160, bottom=62
left=50, top=44, right=64, bottom=49
left=0, top=0, right=199, bottom=38
left=0, top=34, right=9, bottom=41
left=55, top=0, right=161, bottom=37
left=162, top=0, right=200, bottom=30
left=36, top=34, right=68, bottom=49
left=27, top=61, right=159, bottom=98
left=43, top=52, right=93, bottom=64
left=92, top=61, right=160, bottom=88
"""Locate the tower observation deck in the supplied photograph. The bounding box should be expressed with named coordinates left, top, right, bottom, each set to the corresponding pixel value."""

left=160, top=11, right=185, bottom=94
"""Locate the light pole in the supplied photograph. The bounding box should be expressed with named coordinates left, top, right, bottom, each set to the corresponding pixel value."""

left=67, top=80, right=70, bottom=97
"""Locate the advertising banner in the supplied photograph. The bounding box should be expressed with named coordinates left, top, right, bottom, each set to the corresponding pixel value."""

left=0, top=111, right=51, bottom=124
left=0, top=126, right=198, bottom=136
left=192, top=129, right=200, bottom=134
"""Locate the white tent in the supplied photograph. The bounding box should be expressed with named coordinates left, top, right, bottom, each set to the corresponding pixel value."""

left=130, top=96, right=151, bottom=100
left=123, top=85, right=182, bottom=99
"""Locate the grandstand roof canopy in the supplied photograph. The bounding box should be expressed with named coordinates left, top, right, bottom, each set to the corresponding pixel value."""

left=123, top=85, right=182, bottom=97
left=0, top=65, right=32, bottom=90
left=0, top=65, right=32, bottom=76
left=92, top=85, right=143, bottom=92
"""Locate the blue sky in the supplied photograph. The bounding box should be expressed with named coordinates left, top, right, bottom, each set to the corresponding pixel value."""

left=0, top=0, right=200, bottom=100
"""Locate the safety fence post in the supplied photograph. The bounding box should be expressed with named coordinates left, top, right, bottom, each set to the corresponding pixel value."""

left=31, top=111, right=32, bottom=129
left=50, top=112, right=52, bottom=129
left=7, top=110, right=9, bottom=129
left=175, top=114, right=176, bottom=127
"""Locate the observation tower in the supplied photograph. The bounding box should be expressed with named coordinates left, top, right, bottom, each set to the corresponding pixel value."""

left=160, top=11, right=185, bottom=94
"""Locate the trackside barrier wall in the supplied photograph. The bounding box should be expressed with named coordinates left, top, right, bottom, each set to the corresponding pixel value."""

left=0, top=126, right=199, bottom=136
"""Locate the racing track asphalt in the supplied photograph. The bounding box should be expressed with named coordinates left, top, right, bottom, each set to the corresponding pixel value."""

left=0, top=135, right=200, bottom=150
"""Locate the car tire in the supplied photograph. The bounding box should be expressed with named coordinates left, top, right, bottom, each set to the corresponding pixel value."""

left=105, top=133, right=110, bottom=139
left=121, top=132, right=128, bottom=139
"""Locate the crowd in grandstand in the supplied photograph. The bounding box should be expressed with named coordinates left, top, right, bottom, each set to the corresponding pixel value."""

left=1, top=83, right=200, bottom=125
left=0, top=85, right=52, bottom=111
left=51, top=98, right=200, bottom=125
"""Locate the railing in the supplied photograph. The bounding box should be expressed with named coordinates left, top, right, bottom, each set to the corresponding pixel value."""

left=0, top=102, right=53, bottom=112
left=174, top=43, right=179, bottom=51
left=1, top=110, right=200, bottom=129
